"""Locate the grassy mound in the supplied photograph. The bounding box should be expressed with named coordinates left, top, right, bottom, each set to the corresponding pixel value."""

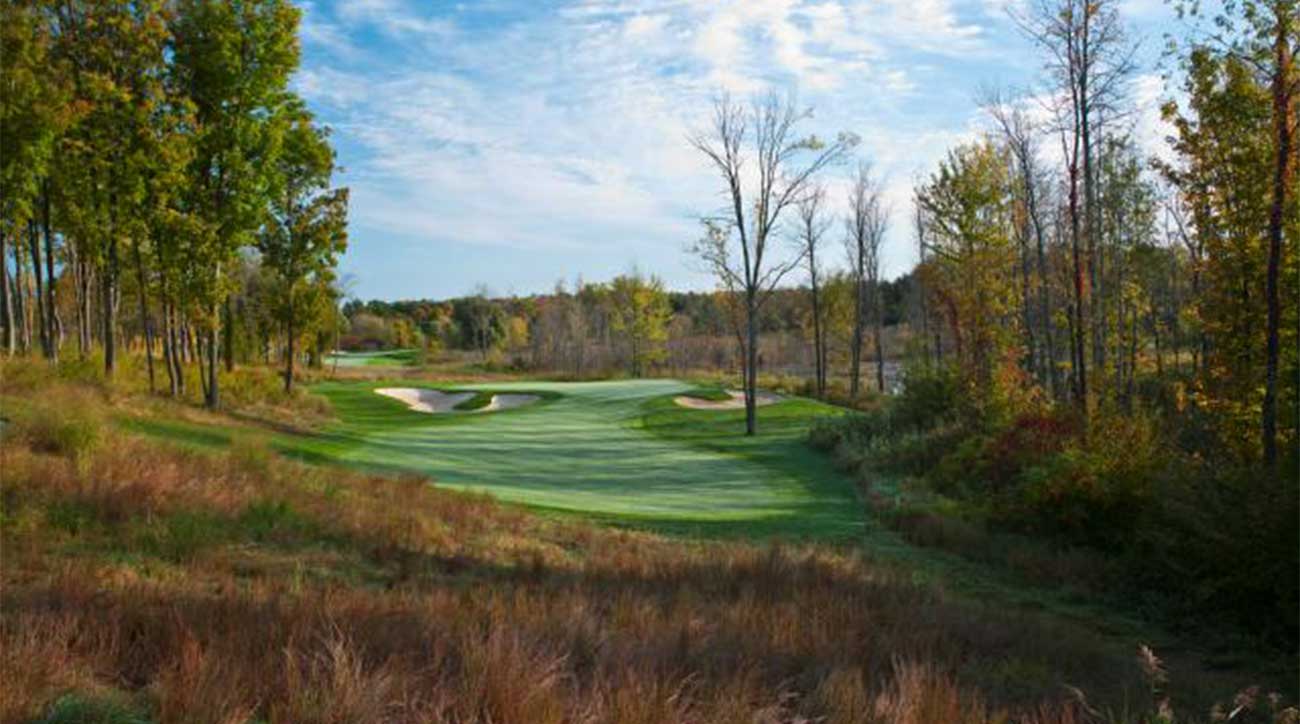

left=677, top=385, right=734, bottom=402
left=452, top=390, right=496, bottom=411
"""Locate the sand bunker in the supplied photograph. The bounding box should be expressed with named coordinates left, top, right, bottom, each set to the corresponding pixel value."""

left=481, top=393, right=540, bottom=411
left=375, top=388, right=540, bottom=414
left=674, top=390, right=782, bottom=410
left=376, top=388, right=474, bottom=413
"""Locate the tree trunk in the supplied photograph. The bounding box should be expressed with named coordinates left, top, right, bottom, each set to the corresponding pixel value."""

left=744, top=290, right=758, bottom=436
left=1153, top=306, right=1164, bottom=378
left=172, top=304, right=186, bottom=396
left=1080, top=5, right=1102, bottom=398
left=332, top=305, right=341, bottom=378
left=28, top=220, right=49, bottom=359
left=1, top=233, right=12, bottom=356
left=1027, top=174, right=1058, bottom=399
left=1262, top=8, right=1292, bottom=468
left=873, top=282, right=885, bottom=393
left=205, top=313, right=220, bottom=409
left=133, top=238, right=156, bottom=394
left=198, top=331, right=210, bottom=401
left=41, top=184, right=58, bottom=362
left=224, top=294, right=235, bottom=372
left=103, top=232, right=119, bottom=377
left=850, top=264, right=865, bottom=399
left=810, top=274, right=825, bottom=397
left=1068, top=157, right=1089, bottom=417
left=74, top=249, right=92, bottom=358
left=15, top=239, right=30, bottom=353
left=161, top=300, right=177, bottom=396
left=1018, top=219, right=1036, bottom=381
left=284, top=298, right=295, bottom=392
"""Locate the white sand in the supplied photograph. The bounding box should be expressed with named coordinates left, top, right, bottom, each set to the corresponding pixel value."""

left=375, top=387, right=474, bottom=413
left=482, top=393, right=541, bottom=411
left=673, top=390, right=782, bottom=410
left=375, top=388, right=541, bottom=414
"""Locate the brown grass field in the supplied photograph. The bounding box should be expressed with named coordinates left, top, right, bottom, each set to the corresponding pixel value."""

left=0, top=374, right=1289, bottom=723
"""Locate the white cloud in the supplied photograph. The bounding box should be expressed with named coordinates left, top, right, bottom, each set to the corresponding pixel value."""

left=297, top=0, right=1171, bottom=296
left=1132, top=72, right=1177, bottom=165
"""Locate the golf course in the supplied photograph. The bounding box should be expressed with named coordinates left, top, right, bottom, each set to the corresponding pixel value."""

left=5, top=0, right=1296, bottom=717
left=136, top=378, right=865, bottom=540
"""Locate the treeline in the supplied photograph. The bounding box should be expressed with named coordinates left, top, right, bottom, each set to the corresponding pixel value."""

left=815, top=0, right=1297, bottom=644
left=0, top=1, right=347, bottom=403
left=340, top=274, right=917, bottom=379
left=904, top=0, right=1296, bottom=467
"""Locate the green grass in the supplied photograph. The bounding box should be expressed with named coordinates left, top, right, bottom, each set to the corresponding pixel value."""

left=324, top=348, right=419, bottom=368
left=131, top=379, right=865, bottom=541
left=677, top=384, right=734, bottom=402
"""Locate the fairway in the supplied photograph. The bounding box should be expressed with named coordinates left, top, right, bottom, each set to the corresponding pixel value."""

left=303, top=379, right=864, bottom=540
left=324, top=349, right=419, bottom=368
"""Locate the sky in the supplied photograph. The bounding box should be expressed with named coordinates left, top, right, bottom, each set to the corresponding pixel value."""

left=293, top=0, right=1181, bottom=302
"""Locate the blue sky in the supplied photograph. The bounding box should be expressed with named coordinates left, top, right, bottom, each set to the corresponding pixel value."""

left=294, top=0, right=1178, bottom=301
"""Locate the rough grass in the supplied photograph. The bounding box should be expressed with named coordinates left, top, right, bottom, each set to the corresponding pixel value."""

left=2, top=367, right=1288, bottom=722
left=2, top=394, right=1241, bottom=723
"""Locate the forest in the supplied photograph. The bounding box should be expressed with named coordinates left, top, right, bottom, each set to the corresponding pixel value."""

left=2, top=0, right=348, bottom=400
left=0, top=0, right=1297, bottom=721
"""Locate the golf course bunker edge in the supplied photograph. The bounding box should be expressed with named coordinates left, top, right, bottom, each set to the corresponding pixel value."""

left=674, top=390, right=782, bottom=410
left=375, top=387, right=541, bottom=414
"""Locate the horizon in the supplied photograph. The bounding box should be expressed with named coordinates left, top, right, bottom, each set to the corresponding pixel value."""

left=298, top=0, right=1178, bottom=302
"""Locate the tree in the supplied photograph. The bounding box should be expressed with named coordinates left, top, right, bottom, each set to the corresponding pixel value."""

left=171, top=0, right=301, bottom=408
left=1013, top=0, right=1136, bottom=417
left=258, top=104, right=348, bottom=392
left=916, top=140, right=1023, bottom=418
left=983, top=89, right=1059, bottom=397
left=51, top=1, right=179, bottom=375
left=794, top=184, right=831, bottom=397
left=1163, top=25, right=1297, bottom=463
left=458, top=286, right=501, bottom=362
left=1179, top=0, right=1299, bottom=467
left=844, top=161, right=887, bottom=398
left=607, top=270, right=671, bottom=377
left=1, top=2, right=66, bottom=362
left=689, top=93, right=856, bottom=435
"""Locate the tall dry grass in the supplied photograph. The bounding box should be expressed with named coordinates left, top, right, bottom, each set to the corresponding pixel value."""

left=0, top=383, right=1289, bottom=723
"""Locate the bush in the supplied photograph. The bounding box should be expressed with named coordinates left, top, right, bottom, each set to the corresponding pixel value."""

left=892, top=363, right=960, bottom=432
left=1133, top=461, right=1300, bottom=641
left=814, top=363, right=1297, bottom=651
left=15, top=386, right=105, bottom=463
left=135, top=511, right=228, bottom=562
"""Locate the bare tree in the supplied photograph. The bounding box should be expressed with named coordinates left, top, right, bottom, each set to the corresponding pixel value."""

left=794, top=184, right=831, bottom=397
left=844, top=161, right=887, bottom=398
left=982, top=88, right=1060, bottom=398
left=1013, top=0, right=1136, bottom=419
left=689, top=93, right=857, bottom=435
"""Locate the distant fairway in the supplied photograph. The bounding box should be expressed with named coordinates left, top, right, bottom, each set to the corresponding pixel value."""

left=300, top=379, right=864, bottom=540
left=324, top=349, right=419, bottom=368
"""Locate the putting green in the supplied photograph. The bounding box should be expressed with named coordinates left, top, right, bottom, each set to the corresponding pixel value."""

left=302, top=379, right=864, bottom=540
